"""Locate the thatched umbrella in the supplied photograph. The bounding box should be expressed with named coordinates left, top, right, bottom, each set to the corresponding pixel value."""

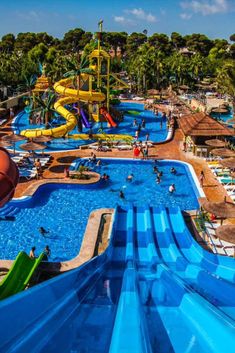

left=200, top=199, right=235, bottom=223
left=210, top=148, right=235, bottom=158
left=211, top=107, right=228, bottom=114
left=32, top=135, right=52, bottom=143
left=205, top=139, right=227, bottom=148
left=216, top=225, right=235, bottom=244
left=0, top=139, right=12, bottom=147
left=20, top=142, right=46, bottom=161
left=219, top=158, right=235, bottom=169
left=2, top=133, right=26, bottom=154
left=179, top=85, right=189, bottom=90
left=147, top=89, right=159, bottom=96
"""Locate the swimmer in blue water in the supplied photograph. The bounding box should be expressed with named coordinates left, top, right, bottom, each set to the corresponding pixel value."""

left=126, top=173, right=134, bottom=182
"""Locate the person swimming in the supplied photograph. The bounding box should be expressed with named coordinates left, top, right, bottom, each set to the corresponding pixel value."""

left=153, top=166, right=159, bottom=173
left=119, top=190, right=125, bottom=199
left=39, top=227, right=49, bottom=236
left=126, top=173, right=134, bottom=182
left=156, top=175, right=161, bottom=184
left=101, top=173, right=109, bottom=180
left=170, top=167, right=177, bottom=175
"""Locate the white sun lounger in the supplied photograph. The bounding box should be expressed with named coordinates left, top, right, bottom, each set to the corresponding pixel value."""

left=117, top=145, right=133, bottom=150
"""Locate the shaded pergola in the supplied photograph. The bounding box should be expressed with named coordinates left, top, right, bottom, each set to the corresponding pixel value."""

left=178, top=112, right=233, bottom=156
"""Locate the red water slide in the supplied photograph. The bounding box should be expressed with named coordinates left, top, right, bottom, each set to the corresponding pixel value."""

left=0, top=147, right=19, bottom=207
left=100, top=108, right=117, bottom=127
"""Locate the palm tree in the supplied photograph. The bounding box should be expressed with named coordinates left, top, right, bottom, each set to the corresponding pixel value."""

left=216, top=60, right=235, bottom=111
left=18, top=74, right=37, bottom=95
left=33, top=89, right=57, bottom=125
left=63, top=54, right=94, bottom=90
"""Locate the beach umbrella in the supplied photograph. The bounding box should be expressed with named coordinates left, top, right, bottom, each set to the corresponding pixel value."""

left=211, top=107, right=228, bottom=114
left=0, top=139, right=12, bottom=147
left=205, top=139, right=227, bottom=148
left=20, top=142, right=46, bottom=161
left=179, top=85, right=189, bottom=90
left=2, top=133, right=26, bottom=154
left=210, top=148, right=235, bottom=158
left=32, top=135, right=52, bottom=143
left=147, top=89, right=159, bottom=96
left=200, top=198, right=235, bottom=219
left=216, top=225, right=235, bottom=244
left=219, top=158, right=235, bottom=169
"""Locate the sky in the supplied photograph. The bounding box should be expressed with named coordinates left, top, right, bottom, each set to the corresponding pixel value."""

left=0, top=0, right=234, bottom=40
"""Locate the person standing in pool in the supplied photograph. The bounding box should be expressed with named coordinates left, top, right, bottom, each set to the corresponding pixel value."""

left=133, top=118, right=137, bottom=127
left=43, top=245, right=51, bottom=261
left=141, top=119, right=146, bottom=128
left=29, top=246, right=36, bottom=259
left=169, top=184, right=176, bottom=193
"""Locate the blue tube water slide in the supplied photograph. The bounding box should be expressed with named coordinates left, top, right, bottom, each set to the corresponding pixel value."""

left=80, top=108, right=91, bottom=128
left=0, top=204, right=234, bottom=353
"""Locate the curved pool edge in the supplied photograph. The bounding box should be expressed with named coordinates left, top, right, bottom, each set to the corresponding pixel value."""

left=0, top=208, right=115, bottom=273
left=1, top=158, right=203, bottom=264
left=12, top=172, right=101, bottom=200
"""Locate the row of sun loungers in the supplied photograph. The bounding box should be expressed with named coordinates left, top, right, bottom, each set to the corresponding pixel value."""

left=204, top=221, right=235, bottom=257
left=207, top=160, right=235, bottom=201
left=11, top=153, right=52, bottom=180
left=88, top=141, right=154, bottom=151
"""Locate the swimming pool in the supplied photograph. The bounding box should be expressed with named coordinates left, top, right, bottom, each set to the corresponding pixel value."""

left=11, top=103, right=168, bottom=152
left=0, top=159, right=201, bottom=261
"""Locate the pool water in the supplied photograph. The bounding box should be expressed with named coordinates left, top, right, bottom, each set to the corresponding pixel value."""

left=12, top=103, right=168, bottom=152
left=0, top=159, right=199, bottom=261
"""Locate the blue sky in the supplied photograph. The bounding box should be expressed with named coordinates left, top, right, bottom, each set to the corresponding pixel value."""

left=0, top=0, right=234, bottom=40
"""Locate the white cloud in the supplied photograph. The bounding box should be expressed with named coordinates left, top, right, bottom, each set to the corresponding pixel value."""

left=15, top=10, right=42, bottom=22
left=114, top=16, right=135, bottom=25
left=180, top=13, right=192, bottom=19
left=180, top=0, right=229, bottom=16
left=125, top=8, right=157, bottom=23
left=114, top=16, right=125, bottom=23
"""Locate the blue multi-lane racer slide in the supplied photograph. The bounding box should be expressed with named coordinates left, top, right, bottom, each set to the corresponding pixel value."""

left=0, top=205, right=234, bottom=352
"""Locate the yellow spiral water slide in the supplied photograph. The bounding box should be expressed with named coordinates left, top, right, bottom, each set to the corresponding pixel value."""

left=20, top=76, right=106, bottom=139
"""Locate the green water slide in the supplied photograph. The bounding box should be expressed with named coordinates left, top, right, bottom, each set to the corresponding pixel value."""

left=0, top=251, right=44, bottom=300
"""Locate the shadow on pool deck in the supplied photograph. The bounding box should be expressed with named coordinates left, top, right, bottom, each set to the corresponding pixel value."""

left=56, top=156, right=78, bottom=164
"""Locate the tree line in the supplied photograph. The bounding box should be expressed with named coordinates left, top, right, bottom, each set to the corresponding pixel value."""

left=0, top=28, right=234, bottom=99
